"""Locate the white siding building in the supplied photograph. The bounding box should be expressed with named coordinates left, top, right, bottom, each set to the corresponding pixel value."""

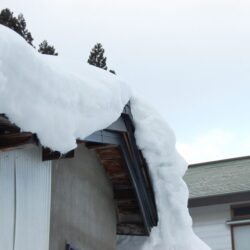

left=185, top=156, right=250, bottom=250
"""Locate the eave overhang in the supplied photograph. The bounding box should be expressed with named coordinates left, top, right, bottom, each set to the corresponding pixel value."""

left=0, top=105, right=158, bottom=235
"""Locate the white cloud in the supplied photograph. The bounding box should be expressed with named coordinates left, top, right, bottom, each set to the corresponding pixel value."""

left=177, top=129, right=250, bottom=164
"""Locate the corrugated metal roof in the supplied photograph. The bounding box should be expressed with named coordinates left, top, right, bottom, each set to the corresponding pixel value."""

left=184, top=156, right=250, bottom=198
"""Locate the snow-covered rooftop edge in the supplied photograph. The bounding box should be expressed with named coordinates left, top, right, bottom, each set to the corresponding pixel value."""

left=0, top=25, right=210, bottom=250
left=0, top=25, right=131, bottom=153
left=118, top=98, right=210, bottom=250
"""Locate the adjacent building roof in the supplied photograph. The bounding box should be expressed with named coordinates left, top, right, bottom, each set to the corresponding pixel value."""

left=185, top=156, right=250, bottom=207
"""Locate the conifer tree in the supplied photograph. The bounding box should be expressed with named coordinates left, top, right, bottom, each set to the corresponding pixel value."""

left=38, top=40, right=58, bottom=56
left=88, top=43, right=108, bottom=70
left=0, top=8, right=34, bottom=46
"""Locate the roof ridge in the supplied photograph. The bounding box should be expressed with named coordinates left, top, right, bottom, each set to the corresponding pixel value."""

left=189, top=155, right=250, bottom=168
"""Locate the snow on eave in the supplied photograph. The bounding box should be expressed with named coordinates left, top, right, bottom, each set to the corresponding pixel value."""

left=0, top=25, right=211, bottom=250
left=0, top=25, right=131, bottom=153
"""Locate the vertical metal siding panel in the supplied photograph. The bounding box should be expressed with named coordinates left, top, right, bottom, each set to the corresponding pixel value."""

left=0, top=151, right=15, bottom=250
left=14, top=147, right=51, bottom=250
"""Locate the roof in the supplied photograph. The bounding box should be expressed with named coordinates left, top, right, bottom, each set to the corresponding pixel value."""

left=185, top=156, right=250, bottom=207
left=0, top=105, right=158, bottom=236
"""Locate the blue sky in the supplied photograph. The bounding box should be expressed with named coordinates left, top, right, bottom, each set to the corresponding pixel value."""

left=1, top=0, right=250, bottom=163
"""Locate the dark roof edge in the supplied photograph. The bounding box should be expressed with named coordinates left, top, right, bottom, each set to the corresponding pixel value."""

left=188, top=155, right=250, bottom=168
left=188, top=190, right=250, bottom=208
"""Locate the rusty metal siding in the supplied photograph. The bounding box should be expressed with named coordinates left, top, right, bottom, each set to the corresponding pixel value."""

left=0, top=147, right=51, bottom=250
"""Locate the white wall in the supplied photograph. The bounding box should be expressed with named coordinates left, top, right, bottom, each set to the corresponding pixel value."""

left=190, top=204, right=232, bottom=250
left=0, top=147, right=51, bottom=250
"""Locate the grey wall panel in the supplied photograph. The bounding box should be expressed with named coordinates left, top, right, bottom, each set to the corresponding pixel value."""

left=50, top=144, right=116, bottom=250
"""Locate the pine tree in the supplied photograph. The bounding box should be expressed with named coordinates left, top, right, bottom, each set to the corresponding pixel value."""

left=17, top=14, right=33, bottom=46
left=0, top=8, right=14, bottom=29
left=88, top=43, right=108, bottom=70
left=38, top=40, right=58, bottom=56
left=0, top=8, right=34, bottom=46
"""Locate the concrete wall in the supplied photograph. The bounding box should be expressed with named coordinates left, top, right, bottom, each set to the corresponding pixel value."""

left=49, top=144, right=116, bottom=250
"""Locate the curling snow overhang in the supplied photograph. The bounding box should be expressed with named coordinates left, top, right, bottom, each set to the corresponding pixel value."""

left=0, top=104, right=158, bottom=236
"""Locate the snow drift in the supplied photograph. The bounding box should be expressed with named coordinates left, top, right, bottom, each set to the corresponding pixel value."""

left=117, top=98, right=211, bottom=250
left=0, top=25, right=130, bottom=153
left=0, top=24, right=210, bottom=250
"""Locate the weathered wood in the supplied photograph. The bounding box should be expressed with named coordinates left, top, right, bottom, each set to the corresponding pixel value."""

left=0, top=132, right=35, bottom=150
left=117, top=223, right=147, bottom=235
left=85, top=143, right=116, bottom=150
left=0, top=116, right=20, bottom=133
left=42, top=148, right=75, bottom=161
left=90, top=140, right=152, bottom=235
left=118, top=213, right=143, bottom=223
left=95, top=147, right=122, bottom=160
left=114, top=189, right=136, bottom=200
left=0, top=110, right=158, bottom=236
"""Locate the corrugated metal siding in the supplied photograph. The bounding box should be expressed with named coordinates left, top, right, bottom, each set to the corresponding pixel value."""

left=0, top=151, right=15, bottom=250
left=0, top=148, right=51, bottom=250
left=190, top=204, right=232, bottom=250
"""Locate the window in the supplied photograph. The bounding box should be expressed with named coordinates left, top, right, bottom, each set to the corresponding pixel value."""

left=232, top=205, right=250, bottom=219
left=230, top=204, right=250, bottom=250
left=232, top=225, right=250, bottom=250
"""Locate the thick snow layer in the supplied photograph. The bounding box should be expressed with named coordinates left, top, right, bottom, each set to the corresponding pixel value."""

left=0, top=25, right=131, bottom=153
left=0, top=25, right=210, bottom=250
left=117, top=97, right=211, bottom=250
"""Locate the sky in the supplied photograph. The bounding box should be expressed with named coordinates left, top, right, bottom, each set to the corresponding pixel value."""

left=1, top=0, right=250, bottom=163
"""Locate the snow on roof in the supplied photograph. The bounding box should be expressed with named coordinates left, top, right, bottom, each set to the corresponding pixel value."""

left=118, top=98, right=211, bottom=250
left=0, top=25, right=210, bottom=250
left=0, top=25, right=130, bottom=153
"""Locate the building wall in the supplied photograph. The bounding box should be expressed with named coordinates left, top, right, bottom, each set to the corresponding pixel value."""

left=49, top=144, right=116, bottom=250
left=0, top=147, right=51, bottom=250
left=190, top=204, right=232, bottom=250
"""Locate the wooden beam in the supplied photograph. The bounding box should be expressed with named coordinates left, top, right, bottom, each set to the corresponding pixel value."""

left=117, top=223, right=147, bottom=235
left=0, top=116, right=20, bottom=133
left=42, top=148, right=75, bottom=161
left=86, top=143, right=117, bottom=150
left=0, top=132, right=35, bottom=151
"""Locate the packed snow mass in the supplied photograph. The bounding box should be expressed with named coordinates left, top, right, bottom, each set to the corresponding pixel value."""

left=0, top=25, right=210, bottom=250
